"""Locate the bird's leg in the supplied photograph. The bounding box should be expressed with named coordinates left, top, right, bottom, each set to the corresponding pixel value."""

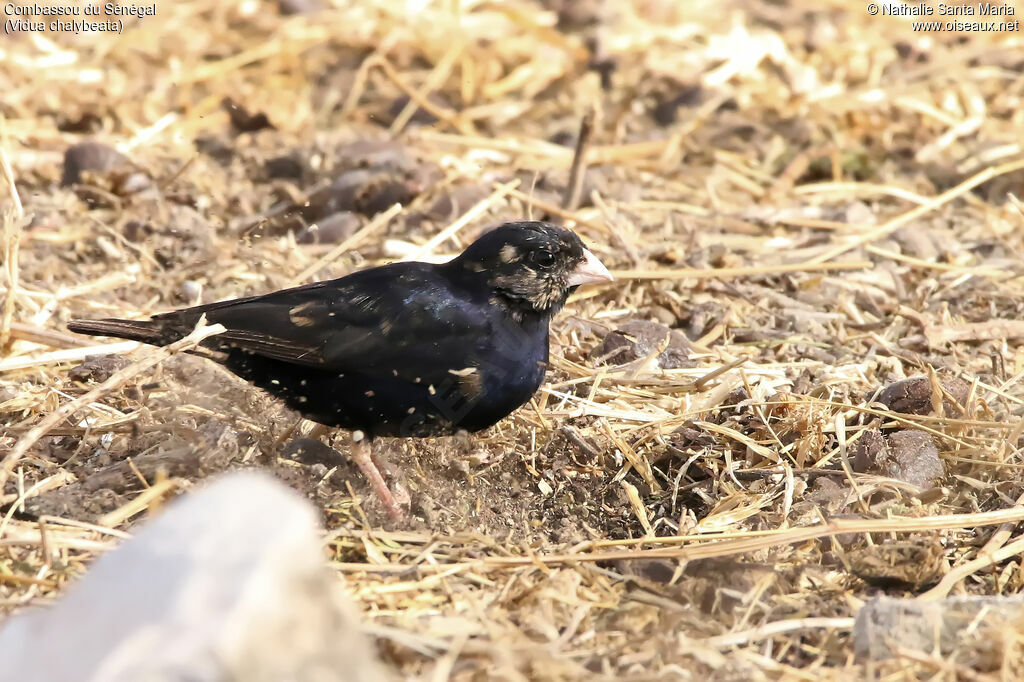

left=350, top=431, right=404, bottom=520
left=369, top=451, right=411, bottom=508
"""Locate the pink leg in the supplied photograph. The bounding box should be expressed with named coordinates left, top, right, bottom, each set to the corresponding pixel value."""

left=350, top=433, right=403, bottom=520
left=371, top=452, right=411, bottom=508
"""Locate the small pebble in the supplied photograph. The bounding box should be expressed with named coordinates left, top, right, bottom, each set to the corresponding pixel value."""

left=592, top=319, right=694, bottom=369
left=426, top=184, right=489, bottom=222
left=222, top=98, right=275, bottom=133
left=68, top=355, right=132, bottom=384
left=855, top=428, right=944, bottom=488
left=303, top=171, right=422, bottom=221
left=652, top=84, right=705, bottom=126
left=277, top=0, right=322, bottom=13
left=61, top=141, right=132, bottom=187
left=264, top=155, right=306, bottom=181
left=335, top=140, right=417, bottom=173
left=853, top=430, right=887, bottom=474
left=296, top=212, right=361, bottom=244
left=385, top=95, right=446, bottom=127
left=873, top=375, right=970, bottom=416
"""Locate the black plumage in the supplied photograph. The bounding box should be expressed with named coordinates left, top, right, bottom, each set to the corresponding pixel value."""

left=68, top=220, right=613, bottom=517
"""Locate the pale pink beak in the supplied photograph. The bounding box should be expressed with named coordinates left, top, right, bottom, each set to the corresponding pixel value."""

left=566, top=248, right=613, bottom=287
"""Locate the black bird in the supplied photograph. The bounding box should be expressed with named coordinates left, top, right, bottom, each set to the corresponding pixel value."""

left=68, top=221, right=613, bottom=518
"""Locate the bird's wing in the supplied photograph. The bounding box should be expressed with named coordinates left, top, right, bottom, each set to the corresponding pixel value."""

left=154, top=265, right=489, bottom=378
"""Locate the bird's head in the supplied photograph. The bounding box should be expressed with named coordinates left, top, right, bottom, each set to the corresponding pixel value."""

left=450, top=221, right=613, bottom=314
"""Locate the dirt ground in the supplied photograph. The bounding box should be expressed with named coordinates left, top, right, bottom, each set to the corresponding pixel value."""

left=4, top=0, right=1024, bottom=678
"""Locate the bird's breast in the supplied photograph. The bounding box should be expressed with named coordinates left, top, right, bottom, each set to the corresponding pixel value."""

left=447, top=314, right=549, bottom=432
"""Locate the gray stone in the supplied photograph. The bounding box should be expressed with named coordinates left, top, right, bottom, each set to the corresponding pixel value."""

left=873, top=375, right=970, bottom=416
left=883, top=429, right=945, bottom=488
left=854, top=595, right=1024, bottom=660
left=852, top=429, right=887, bottom=474
left=855, top=428, right=945, bottom=488
left=0, top=472, right=388, bottom=682
left=297, top=211, right=361, bottom=244
left=62, top=141, right=133, bottom=187
left=592, top=319, right=694, bottom=369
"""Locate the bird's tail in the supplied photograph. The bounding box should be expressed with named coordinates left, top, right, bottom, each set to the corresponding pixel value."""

left=67, top=318, right=185, bottom=346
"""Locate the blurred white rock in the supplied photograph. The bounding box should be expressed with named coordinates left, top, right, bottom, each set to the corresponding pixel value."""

left=0, top=471, right=389, bottom=682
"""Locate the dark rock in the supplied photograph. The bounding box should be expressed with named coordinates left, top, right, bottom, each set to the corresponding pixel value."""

left=247, top=147, right=431, bottom=236
left=264, top=154, right=306, bottom=180
left=122, top=219, right=154, bottom=242
left=351, top=176, right=420, bottom=216
left=222, top=98, right=275, bottom=133
left=853, top=429, right=887, bottom=474
left=283, top=438, right=346, bottom=467
left=329, top=140, right=441, bottom=198
left=873, top=375, right=970, bottom=416
left=303, top=171, right=421, bottom=220
left=616, top=558, right=679, bottom=584
left=683, top=301, right=725, bottom=340
left=277, top=0, right=322, bottom=13
left=544, top=0, right=605, bottom=29
left=335, top=140, right=418, bottom=174
left=592, top=319, right=694, bottom=369
left=61, top=141, right=134, bottom=187
left=884, top=430, right=944, bottom=488
left=645, top=305, right=677, bottom=327
left=719, top=387, right=752, bottom=416
left=193, top=134, right=236, bottom=164
left=81, top=448, right=202, bottom=494
left=652, top=84, right=705, bottom=126
left=148, top=204, right=216, bottom=270
left=385, top=94, right=447, bottom=127
left=296, top=212, right=361, bottom=244
left=857, top=429, right=944, bottom=488
left=805, top=476, right=849, bottom=513
left=57, top=111, right=104, bottom=134
left=669, top=421, right=717, bottom=451
left=681, top=559, right=782, bottom=614
left=548, top=130, right=577, bottom=147
left=68, top=355, right=132, bottom=384
left=425, top=184, right=489, bottom=222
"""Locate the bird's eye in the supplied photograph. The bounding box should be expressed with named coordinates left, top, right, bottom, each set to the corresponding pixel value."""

left=534, top=251, right=556, bottom=268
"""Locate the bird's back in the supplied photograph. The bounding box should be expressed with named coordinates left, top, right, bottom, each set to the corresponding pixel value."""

left=70, top=260, right=553, bottom=437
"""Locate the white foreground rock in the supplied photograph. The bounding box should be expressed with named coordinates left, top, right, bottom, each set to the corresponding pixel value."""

left=855, top=594, right=1024, bottom=661
left=0, top=472, right=389, bottom=682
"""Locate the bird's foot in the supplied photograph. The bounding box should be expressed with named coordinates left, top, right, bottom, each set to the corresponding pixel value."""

left=351, top=432, right=407, bottom=520
left=372, top=452, right=411, bottom=508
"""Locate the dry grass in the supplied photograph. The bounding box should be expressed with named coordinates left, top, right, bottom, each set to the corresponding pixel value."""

left=4, top=0, right=1024, bottom=678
